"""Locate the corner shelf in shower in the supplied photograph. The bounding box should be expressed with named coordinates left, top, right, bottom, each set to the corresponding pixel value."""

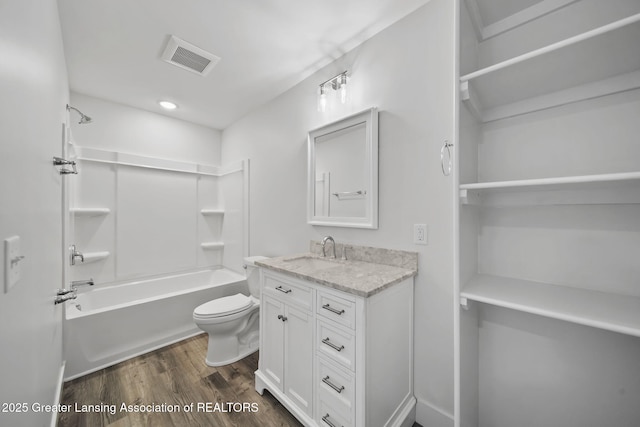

left=460, top=274, right=640, bottom=338
left=70, top=208, right=111, bottom=217
left=201, top=242, right=224, bottom=250
left=200, top=209, right=224, bottom=216
left=76, top=251, right=110, bottom=264
left=460, top=14, right=640, bottom=122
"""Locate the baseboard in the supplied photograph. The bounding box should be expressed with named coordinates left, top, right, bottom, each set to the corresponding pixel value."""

left=415, top=397, right=454, bottom=427
left=50, top=361, right=66, bottom=427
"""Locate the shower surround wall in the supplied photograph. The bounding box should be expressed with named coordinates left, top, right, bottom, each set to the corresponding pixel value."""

left=67, top=93, right=246, bottom=284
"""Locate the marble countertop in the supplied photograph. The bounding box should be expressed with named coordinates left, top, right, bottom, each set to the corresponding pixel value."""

left=255, top=252, right=418, bottom=298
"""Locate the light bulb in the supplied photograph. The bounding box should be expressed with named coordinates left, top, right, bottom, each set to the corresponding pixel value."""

left=339, top=74, right=348, bottom=104
left=318, top=86, right=327, bottom=112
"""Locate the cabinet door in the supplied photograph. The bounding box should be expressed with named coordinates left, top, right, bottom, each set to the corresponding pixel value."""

left=261, top=295, right=284, bottom=392
left=284, top=304, right=314, bottom=417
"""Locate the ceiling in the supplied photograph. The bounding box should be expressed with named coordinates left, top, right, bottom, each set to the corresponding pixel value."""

left=57, top=0, right=432, bottom=129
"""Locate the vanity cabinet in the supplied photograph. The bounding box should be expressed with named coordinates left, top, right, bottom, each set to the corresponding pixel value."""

left=255, top=268, right=415, bottom=427
left=260, top=289, right=313, bottom=417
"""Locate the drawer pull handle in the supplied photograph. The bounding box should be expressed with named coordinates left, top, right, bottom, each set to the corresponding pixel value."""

left=322, top=337, right=344, bottom=352
left=322, top=376, right=345, bottom=394
left=322, top=303, right=345, bottom=315
left=277, top=314, right=287, bottom=322
left=275, top=285, right=292, bottom=294
left=322, top=413, right=342, bottom=427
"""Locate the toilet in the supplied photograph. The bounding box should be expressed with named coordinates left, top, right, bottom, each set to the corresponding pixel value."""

left=193, top=256, right=267, bottom=366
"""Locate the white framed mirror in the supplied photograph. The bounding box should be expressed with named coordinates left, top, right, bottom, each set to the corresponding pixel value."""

left=307, top=107, right=378, bottom=228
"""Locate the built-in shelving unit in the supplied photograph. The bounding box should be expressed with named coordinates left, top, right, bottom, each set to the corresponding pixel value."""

left=456, top=1, right=640, bottom=426
left=461, top=275, right=640, bottom=338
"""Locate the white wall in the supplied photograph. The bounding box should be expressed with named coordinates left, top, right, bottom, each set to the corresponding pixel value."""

left=222, top=1, right=457, bottom=425
left=0, top=1, right=69, bottom=426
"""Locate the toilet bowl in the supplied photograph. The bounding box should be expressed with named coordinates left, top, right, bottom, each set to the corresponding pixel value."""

left=193, top=256, right=267, bottom=366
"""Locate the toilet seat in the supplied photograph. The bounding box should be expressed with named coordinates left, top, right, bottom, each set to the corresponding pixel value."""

left=194, top=293, right=253, bottom=319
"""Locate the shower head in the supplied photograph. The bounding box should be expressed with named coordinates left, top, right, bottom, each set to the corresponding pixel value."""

left=66, top=104, right=93, bottom=124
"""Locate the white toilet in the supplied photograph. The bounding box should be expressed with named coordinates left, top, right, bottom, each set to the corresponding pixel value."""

left=193, top=256, right=267, bottom=366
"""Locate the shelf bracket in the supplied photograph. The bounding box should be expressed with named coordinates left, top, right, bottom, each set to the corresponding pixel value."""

left=460, top=297, right=470, bottom=311
left=460, top=81, right=483, bottom=122
left=459, top=189, right=481, bottom=205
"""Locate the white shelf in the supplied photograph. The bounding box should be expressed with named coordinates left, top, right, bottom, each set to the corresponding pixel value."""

left=200, top=209, right=224, bottom=216
left=70, top=208, right=111, bottom=217
left=78, top=251, right=110, bottom=264
left=461, top=274, right=640, bottom=337
left=201, top=242, right=224, bottom=250
left=460, top=14, right=640, bottom=121
left=459, top=172, right=640, bottom=204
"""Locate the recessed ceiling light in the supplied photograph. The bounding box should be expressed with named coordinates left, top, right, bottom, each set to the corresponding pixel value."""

left=159, top=101, right=178, bottom=110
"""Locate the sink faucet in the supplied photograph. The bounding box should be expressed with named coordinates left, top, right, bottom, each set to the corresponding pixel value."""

left=321, top=236, right=336, bottom=259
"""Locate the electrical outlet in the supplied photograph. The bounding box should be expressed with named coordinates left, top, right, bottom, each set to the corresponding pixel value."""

left=413, top=224, right=428, bottom=245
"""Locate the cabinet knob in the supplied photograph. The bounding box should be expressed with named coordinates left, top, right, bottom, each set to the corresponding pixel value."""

left=277, top=314, right=287, bottom=322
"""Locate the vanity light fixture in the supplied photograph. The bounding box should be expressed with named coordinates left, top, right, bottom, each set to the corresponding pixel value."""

left=317, top=71, right=348, bottom=112
left=159, top=100, right=178, bottom=110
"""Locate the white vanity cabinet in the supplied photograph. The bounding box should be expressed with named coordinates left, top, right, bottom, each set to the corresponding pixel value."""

left=259, top=273, right=314, bottom=417
left=255, top=268, right=415, bottom=427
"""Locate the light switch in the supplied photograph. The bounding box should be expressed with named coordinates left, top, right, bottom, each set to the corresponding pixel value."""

left=4, top=236, right=23, bottom=293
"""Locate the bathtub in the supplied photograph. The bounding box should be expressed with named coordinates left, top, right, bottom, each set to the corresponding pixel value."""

left=63, top=268, right=248, bottom=380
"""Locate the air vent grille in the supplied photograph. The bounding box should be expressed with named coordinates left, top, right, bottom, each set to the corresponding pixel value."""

left=161, top=35, right=220, bottom=76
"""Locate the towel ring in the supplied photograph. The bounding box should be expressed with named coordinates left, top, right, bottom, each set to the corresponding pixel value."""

left=440, top=140, right=453, bottom=176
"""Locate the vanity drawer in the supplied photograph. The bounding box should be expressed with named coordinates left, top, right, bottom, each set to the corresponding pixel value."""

left=263, top=273, right=312, bottom=311
left=317, top=320, right=356, bottom=371
left=317, top=356, right=355, bottom=410
left=317, top=290, right=356, bottom=329
left=317, top=394, right=353, bottom=427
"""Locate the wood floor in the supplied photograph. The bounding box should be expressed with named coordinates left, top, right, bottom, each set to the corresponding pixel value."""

left=58, top=334, right=302, bottom=427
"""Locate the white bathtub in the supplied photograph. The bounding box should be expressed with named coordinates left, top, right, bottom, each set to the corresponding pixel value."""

left=63, top=268, right=248, bottom=380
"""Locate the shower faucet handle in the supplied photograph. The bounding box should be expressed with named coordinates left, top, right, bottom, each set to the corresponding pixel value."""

left=70, top=244, right=84, bottom=265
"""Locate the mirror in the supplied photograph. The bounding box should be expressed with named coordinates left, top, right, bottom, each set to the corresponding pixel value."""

left=307, top=107, right=378, bottom=228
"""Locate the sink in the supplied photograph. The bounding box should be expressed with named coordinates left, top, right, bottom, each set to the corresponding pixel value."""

left=282, top=255, right=341, bottom=270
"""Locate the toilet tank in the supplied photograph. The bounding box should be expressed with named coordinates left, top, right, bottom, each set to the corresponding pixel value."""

left=243, top=256, right=268, bottom=297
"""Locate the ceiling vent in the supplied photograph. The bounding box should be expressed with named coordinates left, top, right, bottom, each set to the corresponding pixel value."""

left=161, top=35, right=220, bottom=76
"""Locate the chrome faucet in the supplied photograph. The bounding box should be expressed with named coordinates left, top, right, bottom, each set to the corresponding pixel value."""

left=71, top=278, right=94, bottom=290
left=70, top=244, right=84, bottom=265
left=54, top=278, right=93, bottom=305
left=54, top=292, right=77, bottom=304
left=321, top=236, right=337, bottom=259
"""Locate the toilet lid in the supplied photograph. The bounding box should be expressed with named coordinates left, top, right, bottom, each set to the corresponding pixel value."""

left=194, top=293, right=253, bottom=318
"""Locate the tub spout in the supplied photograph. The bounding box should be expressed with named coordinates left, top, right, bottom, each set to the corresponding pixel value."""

left=55, top=293, right=77, bottom=304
